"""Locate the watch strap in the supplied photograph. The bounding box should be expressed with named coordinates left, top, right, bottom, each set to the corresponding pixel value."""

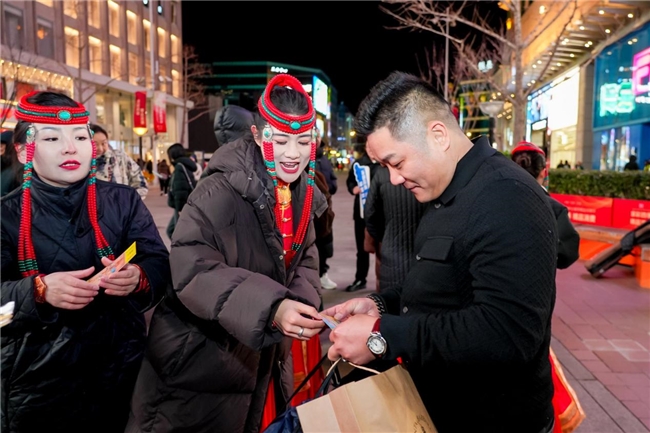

left=34, top=274, right=47, bottom=304
left=366, top=293, right=386, bottom=317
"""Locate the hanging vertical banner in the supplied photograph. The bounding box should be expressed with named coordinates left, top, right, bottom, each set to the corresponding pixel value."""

left=133, top=91, right=147, bottom=131
left=153, top=91, right=167, bottom=133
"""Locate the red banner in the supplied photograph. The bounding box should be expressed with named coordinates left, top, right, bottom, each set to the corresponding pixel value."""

left=551, top=194, right=614, bottom=227
left=611, top=198, right=650, bottom=230
left=134, top=91, right=147, bottom=130
left=153, top=91, right=167, bottom=133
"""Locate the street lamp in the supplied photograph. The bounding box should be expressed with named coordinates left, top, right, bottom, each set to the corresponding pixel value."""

left=479, top=100, right=505, bottom=149
left=133, top=126, right=148, bottom=162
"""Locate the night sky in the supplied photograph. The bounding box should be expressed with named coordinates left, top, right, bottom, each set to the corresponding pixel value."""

left=181, top=2, right=444, bottom=114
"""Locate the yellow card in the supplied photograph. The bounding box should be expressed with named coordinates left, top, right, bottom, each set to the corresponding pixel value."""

left=88, top=242, right=137, bottom=284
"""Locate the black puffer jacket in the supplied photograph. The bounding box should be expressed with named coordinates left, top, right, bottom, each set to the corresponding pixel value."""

left=213, top=104, right=254, bottom=147
left=127, top=137, right=327, bottom=433
left=168, top=156, right=197, bottom=212
left=1, top=176, right=170, bottom=433
left=365, top=166, right=428, bottom=293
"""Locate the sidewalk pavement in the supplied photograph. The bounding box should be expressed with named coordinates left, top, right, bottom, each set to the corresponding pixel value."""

left=143, top=172, right=649, bottom=433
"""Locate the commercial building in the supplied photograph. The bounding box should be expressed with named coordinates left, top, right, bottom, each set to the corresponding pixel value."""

left=593, top=22, right=650, bottom=170
left=520, top=0, right=650, bottom=169
left=1, top=0, right=187, bottom=163
left=191, top=61, right=348, bottom=154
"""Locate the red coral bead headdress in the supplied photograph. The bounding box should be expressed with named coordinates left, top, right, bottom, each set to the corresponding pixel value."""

left=257, top=74, right=317, bottom=257
left=15, top=91, right=114, bottom=277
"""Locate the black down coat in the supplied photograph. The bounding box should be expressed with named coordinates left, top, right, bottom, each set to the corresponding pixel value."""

left=0, top=176, right=170, bottom=433
left=126, top=137, right=326, bottom=433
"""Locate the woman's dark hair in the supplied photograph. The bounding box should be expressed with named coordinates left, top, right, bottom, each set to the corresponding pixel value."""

left=512, top=151, right=546, bottom=179
left=14, top=92, right=79, bottom=145
left=1, top=132, right=19, bottom=171
left=89, top=123, right=108, bottom=137
left=253, top=86, right=310, bottom=133
left=167, top=143, right=188, bottom=163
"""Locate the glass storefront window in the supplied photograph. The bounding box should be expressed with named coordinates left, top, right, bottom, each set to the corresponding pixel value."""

left=157, top=27, right=166, bottom=58
left=599, top=126, right=632, bottom=171
left=36, top=19, right=55, bottom=59
left=126, top=11, right=137, bottom=45
left=65, top=27, right=80, bottom=69
left=108, top=1, right=120, bottom=37
left=3, top=6, right=24, bottom=49
left=143, top=20, right=151, bottom=52
left=129, top=52, right=139, bottom=85
left=88, top=1, right=101, bottom=28
left=109, top=45, right=122, bottom=79
left=63, top=0, right=78, bottom=18
left=594, top=24, right=650, bottom=129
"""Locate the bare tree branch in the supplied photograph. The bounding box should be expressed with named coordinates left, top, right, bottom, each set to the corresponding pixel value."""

left=179, top=45, right=213, bottom=145
left=380, top=1, right=517, bottom=50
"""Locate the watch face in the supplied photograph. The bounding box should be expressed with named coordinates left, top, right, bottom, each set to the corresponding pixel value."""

left=368, top=335, right=386, bottom=354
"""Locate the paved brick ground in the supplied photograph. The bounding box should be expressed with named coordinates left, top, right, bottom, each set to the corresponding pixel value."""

left=144, top=170, right=650, bottom=433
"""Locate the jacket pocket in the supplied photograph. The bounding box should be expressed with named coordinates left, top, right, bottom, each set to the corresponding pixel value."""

left=410, top=237, right=460, bottom=304
left=416, top=236, right=454, bottom=262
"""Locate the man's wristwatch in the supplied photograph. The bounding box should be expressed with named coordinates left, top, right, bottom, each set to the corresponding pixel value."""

left=366, top=318, right=387, bottom=358
left=34, top=274, right=47, bottom=304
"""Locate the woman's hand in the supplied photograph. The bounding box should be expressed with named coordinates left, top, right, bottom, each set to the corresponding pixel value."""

left=42, top=267, right=99, bottom=310
left=273, top=299, right=325, bottom=340
left=321, top=298, right=380, bottom=322
left=98, top=257, right=140, bottom=296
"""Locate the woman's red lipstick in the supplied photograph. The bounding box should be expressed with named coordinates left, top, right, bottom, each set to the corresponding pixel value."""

left=60, top=160, right=81, bottom=170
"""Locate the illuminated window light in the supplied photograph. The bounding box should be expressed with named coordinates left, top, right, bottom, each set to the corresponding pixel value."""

left=605, top=29, right=611, bottom=34
left=599, top=9, right=604, bottom=15
left=570, top=53, right=575, bottom=58
left=628, top=13, right=634, bottom=18
left=579, top=26, right=585, bottom=30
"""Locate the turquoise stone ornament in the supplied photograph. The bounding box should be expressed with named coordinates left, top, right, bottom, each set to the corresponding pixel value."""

left=57, top=110, right=72, bottom=121
left=290, top=121, right=300, bottom=130
left=263, top=126, right=273, bottom=140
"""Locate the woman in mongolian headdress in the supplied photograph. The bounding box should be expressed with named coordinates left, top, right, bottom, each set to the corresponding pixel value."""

left=0, top=91, right=170, bottom=432
left=126, top=74, right=327, bottom=433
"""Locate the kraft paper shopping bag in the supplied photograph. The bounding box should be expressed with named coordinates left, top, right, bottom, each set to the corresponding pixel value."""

left=297, top=361, right=437, bottom=433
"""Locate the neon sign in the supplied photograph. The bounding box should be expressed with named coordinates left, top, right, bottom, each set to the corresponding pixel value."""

left=270, top=66, right=288, bottom=73
left=632, top=46, right=650, bottom=104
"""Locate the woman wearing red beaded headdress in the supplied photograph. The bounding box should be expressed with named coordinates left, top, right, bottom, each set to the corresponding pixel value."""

left=0, top=91, right=170, bottom=432
left=127, top=74, right=327, bottom=433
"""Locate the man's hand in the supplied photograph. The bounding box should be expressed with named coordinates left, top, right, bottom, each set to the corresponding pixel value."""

left=321, top=297, right=379, bottom=322
left=99, top=257, right=140, bottom=296
left=352, top=186, right=360, bottom=195
left=42, top=267, right=99, bottom=310
left=274, top=299, right=325, bottom=341
left=327, top=314, right=377, bottom=365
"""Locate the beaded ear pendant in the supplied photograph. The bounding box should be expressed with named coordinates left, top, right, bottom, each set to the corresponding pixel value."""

left=263, top=125, right=273, bottom=141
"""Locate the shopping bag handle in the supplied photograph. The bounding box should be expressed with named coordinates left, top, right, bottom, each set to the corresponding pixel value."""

left=282, top=353, right=329, bottom=410
left=315, top=358, right=381, bottom=398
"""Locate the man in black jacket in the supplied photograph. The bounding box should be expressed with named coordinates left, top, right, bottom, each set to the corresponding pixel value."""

left=324, top=72, right=557, bottom=433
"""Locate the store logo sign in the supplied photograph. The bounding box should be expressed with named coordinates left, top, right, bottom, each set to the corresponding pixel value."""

left=632, top=46, right=650, bottom=104
left=599, top=81, right=635, bottom=116
left=271, top=66, right=288, bottom=73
